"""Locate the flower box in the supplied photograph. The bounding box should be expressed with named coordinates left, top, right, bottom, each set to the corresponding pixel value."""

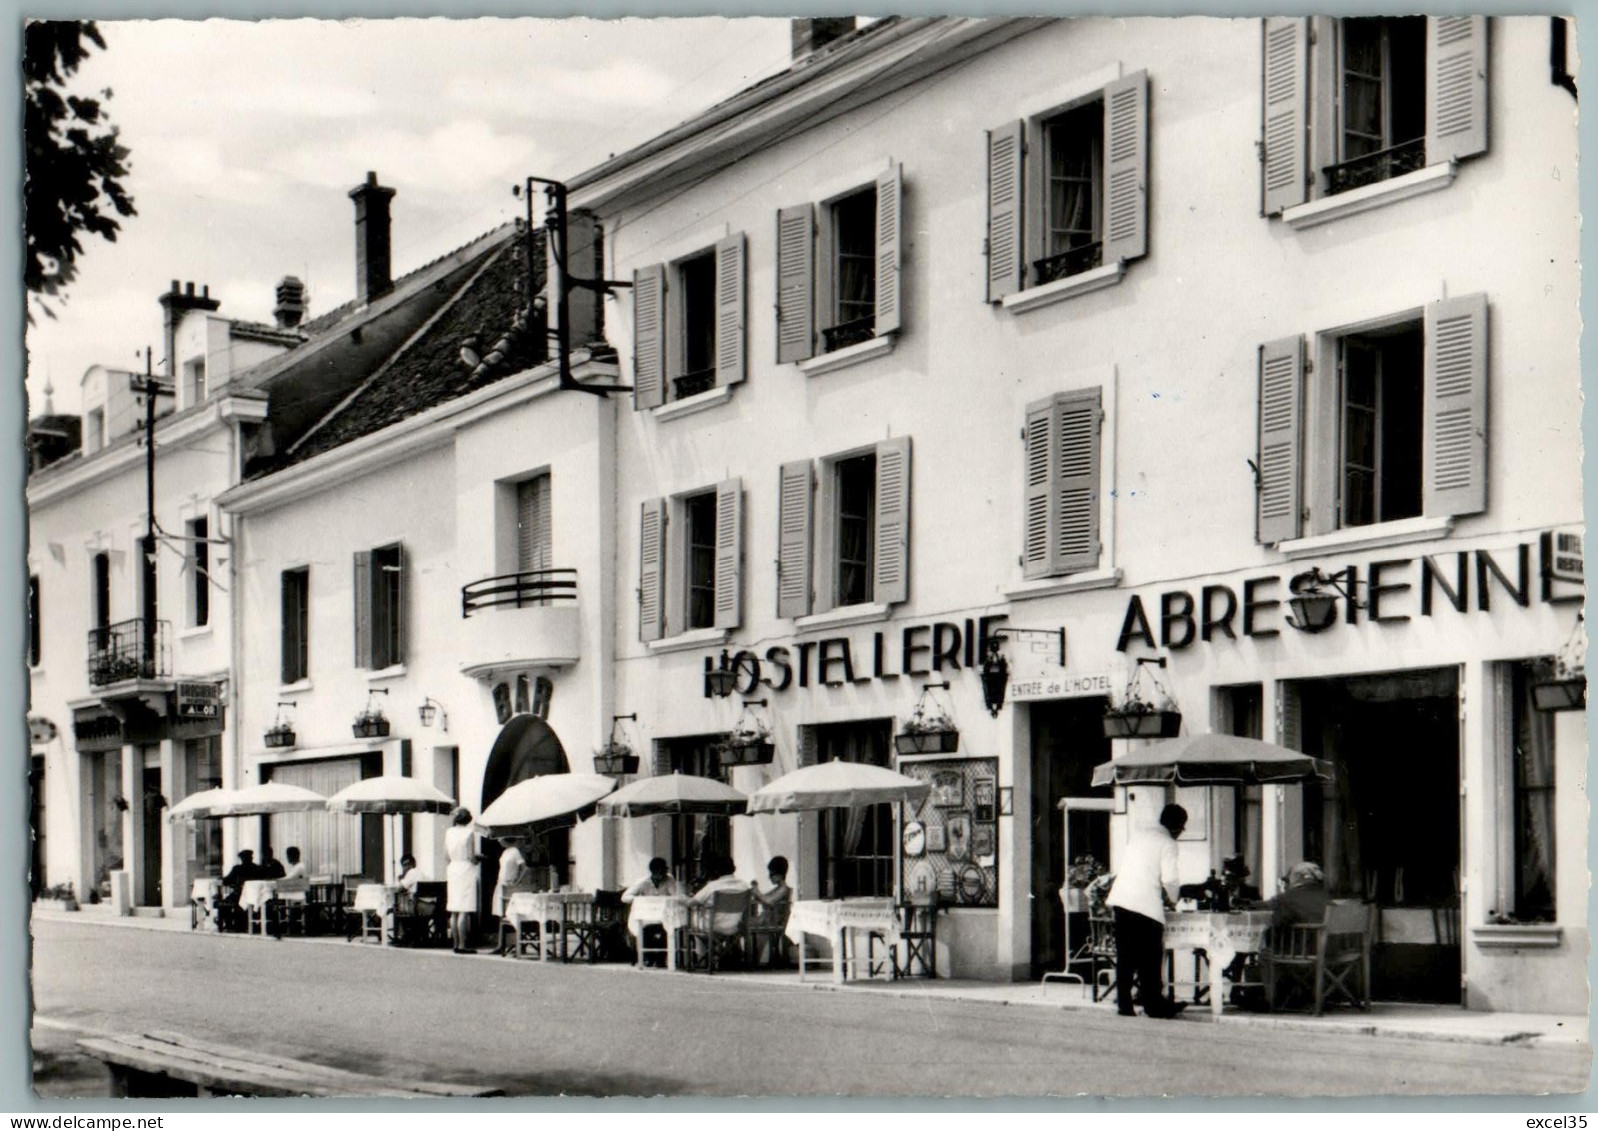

left=719, top=741, right=775, bottom=767
left=894, top=728, right=960, bottom=756
left=1531, top=676, right=1586, bottom=713
left=352, top=715, right=391, bottom=739
left=263, top=727, right=297, bottom=749
left=34, top=897, right=78, bottom=912
left=594, top=750, right=640, bottom=776
left=1102, top=709, right=1182, bottom=739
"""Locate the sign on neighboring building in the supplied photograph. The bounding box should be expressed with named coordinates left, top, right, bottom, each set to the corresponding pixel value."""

left=175, top=681, right=223, bottom=720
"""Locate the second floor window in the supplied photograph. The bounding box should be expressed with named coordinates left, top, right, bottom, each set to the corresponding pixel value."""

left=1338, top=324, right=1423, bottom=528
left=632, top=235, right=746, bottom=411
left=281, top=567, right=309, bottom=684
left=354, top=543, right=405, bottom=670
left=188, top=517, right=210, bottom=628
left=92, top=551, right=110, bottom=647
left=1023, top=388, right=1103, bottom=578
left=638, top=480, right=743, bottom=643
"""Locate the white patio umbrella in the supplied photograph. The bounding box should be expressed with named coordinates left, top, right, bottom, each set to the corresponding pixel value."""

left=747, top=762, right=930, bottom=813
left=220, top=781, right=328, bottom=816
left=167, top=787, right=239, bottom=823
left=326, top=776, right=457, bottom=881
left=476, top=773, right=616, bottom=838
left=596, top=772, right=748, bottom=818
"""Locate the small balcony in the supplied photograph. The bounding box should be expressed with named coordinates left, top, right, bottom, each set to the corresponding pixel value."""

left=87, top=618, right=171, bottom=688
left=459, top=568, right=580, bottom=680
left=1324, top=138, right=1427, bottom=196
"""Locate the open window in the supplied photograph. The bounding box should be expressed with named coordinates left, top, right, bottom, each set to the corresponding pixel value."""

left=632, top=235, right=746, bottom=410
left=281, top=567, right=309, bottom=685
left=638, top=479, right=743, bottom=642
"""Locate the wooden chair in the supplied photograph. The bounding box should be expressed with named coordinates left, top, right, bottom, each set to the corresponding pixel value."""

left=1263, top=899, right=1373, bottom=1015
left=564, top=890, right=625, bottom=963
left=271, top=879, right=310, bottom=938
left=1087, top=912, right=1118, bottom=1002
left=892, top=892, right=940, bottom=978
left=495, top=883, right=541, bottom=956
left=685, top=889, right=751, bottom=974
left=747, top=892, right=792, bottom=968
left=304, top=879, right=343, bottom=937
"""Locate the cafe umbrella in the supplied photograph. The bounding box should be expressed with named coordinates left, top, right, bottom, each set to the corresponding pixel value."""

left=1089, top=733, right=1333, bottom=788
left=596, top=772, right=748, bottom=818
left=476, top=772, right=617, bottom=839
left=167, top=787, right=240, bottom=823
left=746, top=762, right=930, bottom=813
left=326, top=776, right=457, bottom=878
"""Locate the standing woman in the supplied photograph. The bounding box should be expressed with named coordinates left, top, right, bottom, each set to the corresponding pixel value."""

left=444, top=806, right=481, bottom=954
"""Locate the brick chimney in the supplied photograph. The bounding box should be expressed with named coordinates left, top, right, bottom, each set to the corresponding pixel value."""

left=274, top=276, right=308, bottom=329
left=792, top=17, right=856, bottom=60
left=349, top=171, right=396, bottom=304
left=157, top=280, right=221, bottom=377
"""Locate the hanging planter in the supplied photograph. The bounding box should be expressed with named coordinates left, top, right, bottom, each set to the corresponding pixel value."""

left=718, top=737, right=776, bottom=766
left=353, top=689, right=391, bottom=738
left=1104, top=657, right=1181, bottom=739
left=264, top=724, right=297, bottom=749
left=1532, top=615, right=1586, bottom=713
left=895, top=680, right=961, bottom=755
left=593, top=744, right=640, bottom=776
left=1532, top=676, right=1585, bottom=712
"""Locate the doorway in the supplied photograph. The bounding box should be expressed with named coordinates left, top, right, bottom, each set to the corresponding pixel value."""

left=1029, top=697, right=1111, bottom=978
left=29, top=756, right=44, bottom=898
left=814, top=720, right=894, bottom=899
left=1296, top=667, right=1461, bottom=1003
left=140, top=760, right=163, bottom=905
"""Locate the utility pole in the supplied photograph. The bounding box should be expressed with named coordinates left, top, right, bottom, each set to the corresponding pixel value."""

left=133, top=349, right=161, bottom=674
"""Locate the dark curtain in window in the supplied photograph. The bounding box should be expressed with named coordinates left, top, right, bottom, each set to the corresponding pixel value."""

left=1514, top=665, right=1556, bottom=921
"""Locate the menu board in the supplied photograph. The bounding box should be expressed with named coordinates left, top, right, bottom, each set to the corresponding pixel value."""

left=898, top=757, right=999, bottom=909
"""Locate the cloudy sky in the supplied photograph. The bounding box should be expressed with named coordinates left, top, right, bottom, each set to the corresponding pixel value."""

left=24, top=17, right=794, bottom=414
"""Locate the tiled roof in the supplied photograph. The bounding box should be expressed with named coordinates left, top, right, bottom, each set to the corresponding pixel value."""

left=229, top=319, right=306, bottom=346
left=276, top=228, right=546, bottom=468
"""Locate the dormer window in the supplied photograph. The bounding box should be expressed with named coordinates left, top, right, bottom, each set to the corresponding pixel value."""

left=183, top=357, right=207, bottom=408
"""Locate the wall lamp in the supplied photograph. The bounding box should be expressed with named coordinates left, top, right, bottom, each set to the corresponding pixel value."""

left=705, top=649, right=759, bottom=699
left=1286, top=567, right=1365, bottom=633
left=979, top=626, right=1064, bottom=718
left=418, top=697, right=449, bottom=732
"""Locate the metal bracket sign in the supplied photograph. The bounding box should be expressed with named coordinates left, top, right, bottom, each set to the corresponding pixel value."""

left=175, top=680, right=223, bottom=720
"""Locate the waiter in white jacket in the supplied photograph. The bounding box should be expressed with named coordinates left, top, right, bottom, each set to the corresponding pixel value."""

left=1105, top=803, right=1188, bottom=1019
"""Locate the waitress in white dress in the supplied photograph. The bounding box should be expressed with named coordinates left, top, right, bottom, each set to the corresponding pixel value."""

left=444, top=806, right=480, bottom=954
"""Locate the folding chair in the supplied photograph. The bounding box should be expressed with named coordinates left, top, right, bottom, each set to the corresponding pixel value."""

left=1263, top=899, right=1373, bottom=1015
left=892, top=892, right=940, bottom=978
left=685, top=890, right=751, bottom=974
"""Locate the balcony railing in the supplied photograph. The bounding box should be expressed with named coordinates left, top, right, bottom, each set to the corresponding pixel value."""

left=672, top=369, right=716, bottom=401
left=86, top=617, right=171, bottom=687
left=461, top=568, right=579, bottom=618
left=1324, top=138, right=1427, bottom=196
left=821, top=317, right=877, bottom=354
left=1033, top=242, right=1103, bottom=286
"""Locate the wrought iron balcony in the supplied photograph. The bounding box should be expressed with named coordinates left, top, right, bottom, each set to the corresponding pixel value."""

left=459, top=568, right=580, bottom=680
left=1324, top=138, right=1426, bottom=196
left=461, top=568, right=578, bottom=616
left=821, top=317, right=877, bottom=354
left=86, top=617, right=171, bottom=687
left=1034, top=242, right=1103, bottom=286
left=672, top=369, right=716, bottom=401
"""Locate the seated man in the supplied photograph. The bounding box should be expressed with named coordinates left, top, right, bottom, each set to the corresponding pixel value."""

left=219, top=850, right=260, bottom=932
left=398, top=853, right=423, bottom=894
left=258, top=846, right=287, bottom=881
left=689, top=856, right=750, bottom=966
left=622, top=857, right=679, bottom=967
left=1268, top=861, right=1329, bottom=935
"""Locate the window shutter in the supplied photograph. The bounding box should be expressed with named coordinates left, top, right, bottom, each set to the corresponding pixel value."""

left=632, top=264, right=665, bottom=411
left=1256, top=335, right=1304, bottom=545
left=713, top=477, right=743, bottom=630
left=517, top=475, right=551, bottom=573
left=638, top=499, right=666, bottom=643
left=776, top=205, right=815, bottom=364
left=714, top=234, right=746, bottom=388
left=872, top=436, right=912, bottom=605
left=874, top=164, right=903, bottom=336
left=797, top=724, right=819, bottom=769
left=1423, top=292, right=1488, bottom=518
left=1261, top=17, right=1309, bottom=216
left=1022, top=398, right=1057, bottom=579
left=1426, top=16, right=1489, bottom=165
left=1054, top=389, right=1103, bottom=575
left=352, top=550, right=373, bottom=669
left=986, top=120, right=1026, bottom=303
left=777, top=459, right=813, bottom=618
left=393, top=542, right=408, bottom=666
left=280, top=572, right=295, bottom=684
left=651, top=739, right=670, bottom=778
left=1101, top=71, right=1149, bottom=265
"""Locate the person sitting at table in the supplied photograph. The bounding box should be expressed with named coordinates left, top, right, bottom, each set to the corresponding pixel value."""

left=492, top=840, right=531, bottom=918
left=1220, top=854, right=1261, bottom=909
left=690, top=856, right=749, bottom=935
left=750, top=856, right=793, bottom=966
left=282, top=846, right=307, bottom=883
left=1267, top=861, right=1329, bottom=935
left=219, top=849, right=260, bottom=932
left=622, top=857, right=679, bottom=967
left=398, top=853, right=423, bottom=894
left=259, top=846, right=287, bottom=881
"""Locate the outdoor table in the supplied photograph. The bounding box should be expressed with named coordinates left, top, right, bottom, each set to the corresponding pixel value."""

left=239, top=880, right=277, bottom=936
left=504, top=891, right=592, bottom=962
left=190, top=878, right=222, bottom=931
left=786, top=898, right=901, bottom=984
left=625, top=895, right=690, bottom=970
left=1164, top=909, right=1272, bottom=1017
left=353, top=883, right=399, bottom=946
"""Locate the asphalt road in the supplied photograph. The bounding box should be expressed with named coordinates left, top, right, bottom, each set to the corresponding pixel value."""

left=29, top=917, right=1590, bottom=1099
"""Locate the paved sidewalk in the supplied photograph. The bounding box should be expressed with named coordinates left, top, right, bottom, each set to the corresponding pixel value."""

left=33, top=905, right=1588, bottom=1052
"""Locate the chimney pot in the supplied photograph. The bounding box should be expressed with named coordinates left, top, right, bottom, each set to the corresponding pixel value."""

left=274, top=276, right=308, bottom=329
left=185, top=282, right=195, bottom=296
left=349, top=172, right=397, bottom=304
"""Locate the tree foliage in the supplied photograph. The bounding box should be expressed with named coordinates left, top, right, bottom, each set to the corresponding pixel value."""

left=24, top=20, right=135, bottom=320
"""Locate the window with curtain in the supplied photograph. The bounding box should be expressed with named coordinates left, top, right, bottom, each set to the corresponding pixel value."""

left=815, top=720, right=894, bottom=899
left=184, top=737, right=223, bottom=878
left=266, top=757, right=365, bottom=880
left=662, top=736, right=730, bottom=887
left=1512, top=662, right=1556, bottom=922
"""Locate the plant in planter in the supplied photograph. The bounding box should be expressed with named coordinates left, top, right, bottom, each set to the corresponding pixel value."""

left=1104, top=657, right=1181, bottom=739
left=1531, top=614, right=1586, bottom=712
left=594, top=713, right=641, bottom=776
left=716, top=700, right=774, bottom=767
left=265, top=700, right=298, bottom=748
left=895, top=682, right=961, bottom=755
left=36, top=883, right=77, bottom=911
left=352, top=689, right=391, bottom=739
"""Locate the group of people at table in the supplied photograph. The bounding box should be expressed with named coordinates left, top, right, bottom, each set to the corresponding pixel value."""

left=1100, top=802, right=1333, bottom=1019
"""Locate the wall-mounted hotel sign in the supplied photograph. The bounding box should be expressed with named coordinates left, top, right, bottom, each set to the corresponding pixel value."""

left=1115, top=529, right=1583, bottom=653
left=1008, top=671, right=1113, bottom=702
left=72, top=708, right=123, bottom=752
left=175, top=680, right=224, bottom=720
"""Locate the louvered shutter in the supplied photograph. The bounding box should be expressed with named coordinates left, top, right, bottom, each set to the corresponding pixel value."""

left=713, top=478, right=742, bottom=630
left=714, top=234, right=746, bottom=388
left=1261, top=17, right=1309, bottom=215
left=874, top=165, right=903, bottom=336
left=517, top=474, right=551, bottom=573
left=1423, top=292, right=1488, bottom=518
left=1101, top=72, right=1149, bottom=265
left=393, top=542, right=408, bottom=665
left=776, top=205, right=815, bottom=364
left=1055, top=390, right=1102, bottom=574
left=651, top=739, right=670, bottom=777
left=1279, top=683, right=1303, bottom=750
left=872, top=436, right=911, bottom=605
left=638, top=499, right=666, bottom=642
left=352, top=550, right=373, bottom=668
left=986, top=120, right=1026, bottom=303
left=1256, top=336, right=1304, bottom=545
left=632, top=264, right=665, bottom=410
left=797, top=724, right=819, bottom=768
left=1022, top=399, right=1056, bottom=578
left=1426, top=16, right=1489, bottom=165
left=777, top=460, right=813, bottom=618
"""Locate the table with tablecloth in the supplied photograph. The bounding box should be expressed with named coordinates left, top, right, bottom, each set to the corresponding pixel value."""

left=786, top=898, right=901, bottom=984
left=1163, top=909, right=1273, bottom=1017
left=353, top=883, right=400, bottom=945
left=504, top=891, right=593, bottom=961
left=190, top=878, right=222, bottom=931
left=625, top=895, right=690, bottom=970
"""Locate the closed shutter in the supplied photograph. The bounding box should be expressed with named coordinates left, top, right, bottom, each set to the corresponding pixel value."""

left=713, top=477, right=742, bottom=630
left=777, top=460, right=813, bottom=618
left=1423, top=292, right=1488, bottom=518
left=639, top=499, right=666, bottom=642
left=1256, top=336, right=1304, bottom=544
left=872, top=436, right=911, bottom=605
left=776, top=205, right=815, bottom=364
left=1279, top=683, right=1303, bottom=750
left=713, top=234, right=746, bottom=388
left=1101, top=71, right=1149, bottom=265
left=352, top=550, right=372, bottom=668
left=517, top=474, right=551, bottom=573
left=632, top=264, right=665, bottom=410
left=1022, top=398, right=1056, bottom=579
left=874, top=164, right=903, bottom=336
left=1055, top=389, right=1102, bottom=574
left=280, top=573, right=296, bottom=684
left=986, top=120, right=1026, bottom=303
left=1426, top=16, right=1489, bottom=165
left=1261, top=17, right=1309, bottom=215
left=393, top=542, right=408, bottom=666
left=651, top=739, right=670, bottom=778
left=797, top=724, right=819, bottom=768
